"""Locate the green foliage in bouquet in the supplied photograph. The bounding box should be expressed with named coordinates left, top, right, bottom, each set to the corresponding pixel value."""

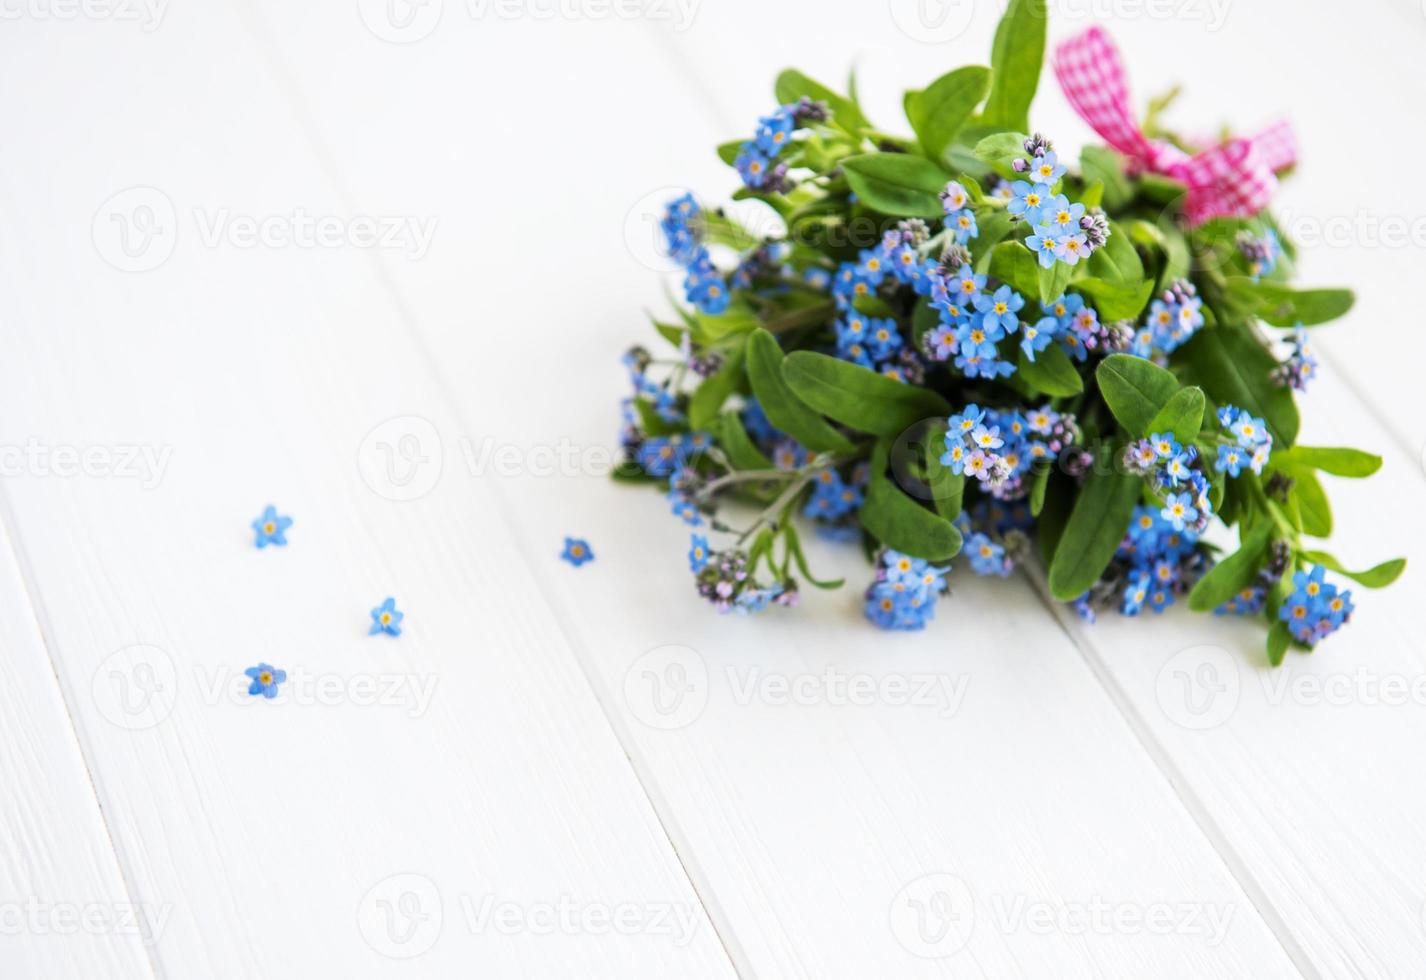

left=614, top=0, right=1402, bottom=661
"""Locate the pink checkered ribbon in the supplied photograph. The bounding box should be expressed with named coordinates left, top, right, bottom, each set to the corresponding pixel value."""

left=1053, top=26, right=1297, bottom=226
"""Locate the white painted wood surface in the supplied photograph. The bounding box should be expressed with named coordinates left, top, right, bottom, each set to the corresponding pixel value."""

left=0, top=7, right=733, bottom=979
left=0, top=518, right=157, bottom=979
left=0, top=1, right=1422, bottom=977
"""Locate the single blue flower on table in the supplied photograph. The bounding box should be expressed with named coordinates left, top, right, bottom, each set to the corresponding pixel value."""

left=559, top=537, right=594, bottom=569
left=245, top=663, right=287, bottom=698
left=251, top=505, right=292, bottom=548
left=369, top=597, right=405, bottom=636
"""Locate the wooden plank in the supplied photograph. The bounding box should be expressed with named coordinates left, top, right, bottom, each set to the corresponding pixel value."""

left=241, top=4, right=1304, bottom=975
left=0, top=518, right=156, bottom=980
left=0, top=10, right=734, bottom=979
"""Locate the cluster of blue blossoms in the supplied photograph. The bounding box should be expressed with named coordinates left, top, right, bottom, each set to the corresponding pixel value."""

left=864, top=549, right=950, bottom=630
left=1272, top=327, right=1318, bottom=392
left=803, top=464, right=867, bottom=523
left=660, top=194, right=730, bottom=315
left=1006, top=135, right=1110, bottom=268
left=1111, top=506, right=1206, bottom=617
left=1238, top=228, right=1283, bottom=281
left=1279, top=565, right=1354, bottom=646
left=1210, top=406, right=1275, bottom=478
left=1131, top=280, right=1206, bottom=359
left=828, top=222, right=940, bottom=380
left=941, top=402, right=1079, bottom=498
left=733, top=98, right=827, bottom=193
left=688, top=542, right=796, bottom=615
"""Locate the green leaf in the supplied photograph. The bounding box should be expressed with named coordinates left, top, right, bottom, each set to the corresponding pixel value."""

left=920, top=425, right=966, bottom=521
left=635, top=397, right=683, bottom=437
left=1086, top=224, right=1144, bottom=286
left=1029, top=465, right=1050, bottom=516
left=610, top=459, right=662, bottom=485
left=783, top=524, right=844, bottom=590
left=1188, top=522, right=1273, bottom=612
left=696, top=308, right=760, bottom=341
left=716, top=410, right=772, bottom=471
left=688, top=344, right=745, bottom=430
left=774, top=69, right=869, bottom=133
left=973, top=208, right=1016, bottom=261
left=1075, top=276, right=1155, bottom=321
left=840, top=154, right=949, bottom=218
left=983, top=0, right=1046, bottom=132
left=859, top=443, right=962, bottom=561
left=1128, top=219, right=1191, bottom=285
left=1291, top=470, right=1332, bottom=537
left=911, top=299, right=940, bottom=345
left=1017, top=343, right=1083, bottom=397
left=906, top=66, right=990, bottom=165
left=1080, top=146, right=1132, bottom=210
left=745, top=330, right=856, bottom=453
left=1267, top=622, right=1291, bottom=667
left=1272, top=446, right=1382, bottom=478
left=1224, top=279, right=1356, bottom=327
left=1096, top=354, right=1180, bottom=438
left=988, top=242, right=1042, bottom=298
left=717, top=140, right=742, bottom=166
left=1146, top=386, right=1205, bottom=443
left=974, top=132, right=1030, bottom=180
left=1298, top=551, right=1407, bottom=589
left=783, top=351, right=951, bottom=438
left=651, top=318, right=684, bottom=348
left=1179, top=327, right=1300, bottom=446
left=1037, top=474, right=1073, bottom=563
left=1079, top=180, right=1104, bottom=211
left=1048, top=464, right=1141, bottom=601
left=1038, top=259, right=1072, bottom=305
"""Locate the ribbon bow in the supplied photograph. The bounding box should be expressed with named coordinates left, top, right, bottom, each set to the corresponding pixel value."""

left=1053, top=26, right=1297, bottom=227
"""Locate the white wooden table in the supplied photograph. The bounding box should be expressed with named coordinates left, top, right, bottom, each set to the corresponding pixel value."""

left=1, top=2, right=1423, bottom=977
